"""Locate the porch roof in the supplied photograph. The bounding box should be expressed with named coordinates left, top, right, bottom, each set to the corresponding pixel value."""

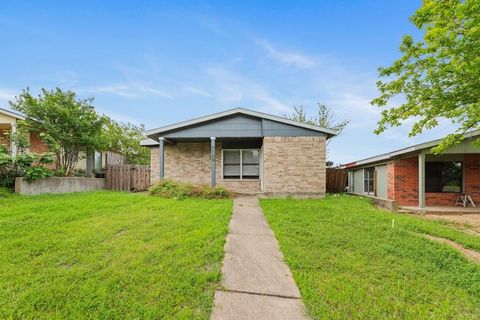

left=344, top=129, right=480, bottom=169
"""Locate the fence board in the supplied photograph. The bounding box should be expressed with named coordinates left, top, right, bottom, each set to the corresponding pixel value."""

left=106, top=164, right=151, bottom=192
left=326, top=168, right=347, bottom=193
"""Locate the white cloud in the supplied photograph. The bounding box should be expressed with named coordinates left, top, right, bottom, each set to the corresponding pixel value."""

left=0, top=89, right=16, bottom=106
left=78, top=83, right=172, bottom=99
left=205, top=66, right=289, bottom=112
left=257, top=39, right=315, bottom=69
left=184, top=86, right=213, bottom=98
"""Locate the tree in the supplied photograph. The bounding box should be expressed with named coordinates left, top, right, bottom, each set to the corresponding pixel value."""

left=371, top=0, right=480, bottom=153
left=104, top=119, right=150, bottom=165
left=10, top=88, right=108, bottom=176
left=286, top=103, right=350, bottom=137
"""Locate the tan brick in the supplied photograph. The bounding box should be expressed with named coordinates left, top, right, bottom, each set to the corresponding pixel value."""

left=262, top=136, right=326, bottom=196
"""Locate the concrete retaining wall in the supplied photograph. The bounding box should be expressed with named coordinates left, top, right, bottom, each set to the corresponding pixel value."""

left=15, top=177, right=105, bottom=195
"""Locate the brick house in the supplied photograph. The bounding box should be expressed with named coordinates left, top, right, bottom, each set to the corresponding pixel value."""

left=345, top=130, right=480, bottom=210
left=141, top=108, right=337, bottom=196
left=0, top=107, right=122, bottom=174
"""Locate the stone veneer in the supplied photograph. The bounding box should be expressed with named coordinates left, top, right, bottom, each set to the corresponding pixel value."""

left=149, top=136, right=327, bottom=196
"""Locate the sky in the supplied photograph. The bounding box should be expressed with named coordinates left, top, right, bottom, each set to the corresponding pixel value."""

left=0, top=0, right=455, bottom=164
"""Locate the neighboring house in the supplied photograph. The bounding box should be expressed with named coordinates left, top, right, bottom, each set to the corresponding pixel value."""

left=0, top=107, right=123, bottom=174
left=141, top=108, right=337, bottom=196
left=0, top=107, right=49, bottom=155
left=345, top=130, right=480, bottom=210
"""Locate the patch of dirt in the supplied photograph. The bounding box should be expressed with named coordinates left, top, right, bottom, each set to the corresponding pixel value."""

left=424, top=213, right=480, bottom=234
left=420, top=234, right=480, bottom=264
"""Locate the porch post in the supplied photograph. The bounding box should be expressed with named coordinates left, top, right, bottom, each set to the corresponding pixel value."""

left=159, top=137, right=165, bottom=180
left=210, top=137, right=216, bottom=187
left=10, top=123, right=17, bottom=157
left=418, top=152, right=426, bottom=209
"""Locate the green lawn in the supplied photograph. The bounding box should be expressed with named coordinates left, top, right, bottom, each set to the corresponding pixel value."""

left=261, top=195, right=480, bottom=320
left=0, top=191, right=232, bottom=319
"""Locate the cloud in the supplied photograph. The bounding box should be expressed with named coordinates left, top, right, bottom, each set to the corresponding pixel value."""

left=78, top=83, right=172, bottom=99
left=184, top=86, right=213, bottom=98
left=256, top=39, right=315, bottom=69
left=205, top=66, right=289, bottom=112
left=0, top=88, right=16, bottom=106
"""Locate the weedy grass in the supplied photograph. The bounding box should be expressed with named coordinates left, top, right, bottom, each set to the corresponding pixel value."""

left=0, top=191, right=232, bottom=319
left=261, top=194, right=480, bottom=320
left=149, top=179, right=234, bottom=200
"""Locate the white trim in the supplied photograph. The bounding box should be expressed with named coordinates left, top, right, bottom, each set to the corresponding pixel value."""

left=146, top=107, right=338, bottom=137
left=0, top=107, right=25, bottom=120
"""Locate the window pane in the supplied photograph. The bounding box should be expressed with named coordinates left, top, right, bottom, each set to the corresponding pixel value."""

left=224, top=164, right=240, bottom=178
left=426, top=161, right=462, bottom=193
left=242, top=150, right=259, bottom=164
left=242, top=164, right=259, bottom=178
left=224, top=150, right=240, bottom=164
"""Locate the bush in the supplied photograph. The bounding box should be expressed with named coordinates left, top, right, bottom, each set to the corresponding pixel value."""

left=149, top=179, right=234, bottom=199
left=0, top=148, right=54, bottom=189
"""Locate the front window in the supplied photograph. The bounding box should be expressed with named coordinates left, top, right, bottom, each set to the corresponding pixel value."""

left=426, top=161, right=463, bottom=193
left=223, top=149, right=259, bottom=179
left=364, top=167, right=374, bottom=194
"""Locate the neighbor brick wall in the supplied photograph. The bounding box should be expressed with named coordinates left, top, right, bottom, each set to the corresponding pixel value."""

left=29, top=132, right=49, bottom=153
left=262, top=136, right=326, bottom=196
left=389, top=154, right=480, bottom=206
left=465, top=154, right=480, bottom=204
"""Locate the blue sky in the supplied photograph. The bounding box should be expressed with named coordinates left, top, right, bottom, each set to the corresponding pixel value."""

left=0, top=1, right=453, bottom=164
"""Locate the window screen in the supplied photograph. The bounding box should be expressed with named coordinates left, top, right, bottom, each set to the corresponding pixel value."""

left=364, top=167, right=375, bottom=194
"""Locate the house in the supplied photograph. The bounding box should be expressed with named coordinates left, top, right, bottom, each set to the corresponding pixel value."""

left=345, top=130, right=480, bottom=211
left=0, top=107, right=122, bottom=174
left=141, top=108, right=337, bottom=196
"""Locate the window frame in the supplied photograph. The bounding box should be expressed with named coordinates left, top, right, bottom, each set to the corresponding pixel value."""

left=222, top=148, right=260, bottom=180
left=363, top=167, right=375, bottom=195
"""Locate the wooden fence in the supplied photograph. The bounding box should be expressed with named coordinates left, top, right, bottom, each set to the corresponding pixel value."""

left=106, top=165, right=150, bottom=192
left=326, top=168, right=348, bottom=193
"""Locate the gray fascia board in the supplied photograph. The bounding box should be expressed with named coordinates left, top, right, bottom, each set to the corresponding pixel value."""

left=146, top=107, right=338, bottom=138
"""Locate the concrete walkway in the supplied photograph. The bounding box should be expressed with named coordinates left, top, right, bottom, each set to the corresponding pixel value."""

left=211, top=195, right=309, bottom=320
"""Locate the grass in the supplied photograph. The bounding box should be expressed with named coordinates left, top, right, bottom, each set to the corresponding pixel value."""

left=0, top=191, right=232, bottom=319
left=261, top=194, right=480, bottom=320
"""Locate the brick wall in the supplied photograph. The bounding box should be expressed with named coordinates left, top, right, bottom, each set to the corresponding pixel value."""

left=262, top=136, right=326, bottom=196
left=29, top=132, right=49, bottom=153
left=149, top=142, right=261, bottom=193
left=149, top=137, right=328, bottom=195
left=465, top=154, right=480, bottom=204
left=391, top=156, right=419, bottom=206
left=389, top=154, right=480, bottom=206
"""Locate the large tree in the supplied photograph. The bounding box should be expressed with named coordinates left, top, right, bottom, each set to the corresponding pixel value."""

left=10, top=88, right=108, bottom=176
left=104, top=119, right=150, bottom=165
left=372, top=0, right=480, bottom=153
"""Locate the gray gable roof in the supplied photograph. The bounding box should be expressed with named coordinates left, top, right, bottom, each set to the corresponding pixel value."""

left=145, top=108, right=337, bottom=142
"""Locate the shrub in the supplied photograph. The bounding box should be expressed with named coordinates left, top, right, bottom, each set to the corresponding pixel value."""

left=0, top=148, right=54, bottom=189
left=149, top=179, right=234, bottom=199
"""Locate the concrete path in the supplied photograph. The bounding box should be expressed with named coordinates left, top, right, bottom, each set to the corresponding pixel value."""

left=211, top=195, right=309, bottom=320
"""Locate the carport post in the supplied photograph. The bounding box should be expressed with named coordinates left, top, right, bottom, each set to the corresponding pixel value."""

left=211, top=137, right=216, bottom=187
left=418, top=152, right=426, bottom=209
left=159, top=137, right=165, bottom=180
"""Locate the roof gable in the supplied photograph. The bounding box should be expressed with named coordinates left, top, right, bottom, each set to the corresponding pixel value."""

left=146, top=108, right=338, bottom=140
